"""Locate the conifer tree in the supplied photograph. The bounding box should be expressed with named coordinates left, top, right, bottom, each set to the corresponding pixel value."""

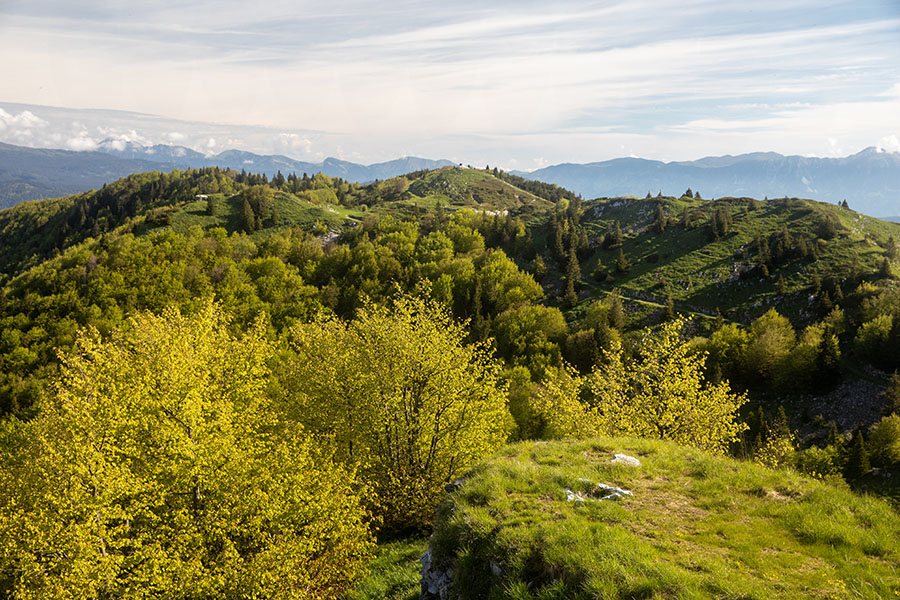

left=879, top=258, right=893, bottom=279
left=607, top=289, right=626, bottom=330
left=566, top=240, right=581, bottom=284
left=827, top=422, right=846, bottom=454
left=665, top=290, right=675, bottom=321
left=241, top=197, right=256, bottom=232
left=776, top=274, right=786, bottom=295
left=884, top=371, right=900, bottom=415
left=603, top=220, right=623, bottom=249
left=563, top=276, right=578, bottom=308
left=615, top=248, right=629, bottom=273
left=845, top=429, right=872, bottom=479
left=533, top=254, right=548, bottom=281
left=653, top=204, right=667, bottom=234
left=592, top=257, right=608, bottom=282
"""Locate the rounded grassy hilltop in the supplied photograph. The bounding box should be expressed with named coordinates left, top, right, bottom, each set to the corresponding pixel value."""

left=426, top=437, right=900, bottom=600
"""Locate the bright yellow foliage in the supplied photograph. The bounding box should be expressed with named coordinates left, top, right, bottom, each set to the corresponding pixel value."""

left=287, top=293, right=511, bottom=528
left=0, top=303, right=373, bottom=600
left=590, top=319, right=748, bottom=454
left=533, top=319, right=747, bottom=455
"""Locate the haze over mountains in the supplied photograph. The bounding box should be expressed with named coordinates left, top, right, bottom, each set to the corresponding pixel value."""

left=512, top=147, right=900, bottom=218
left=2, top=139, right=899, bottom=217
left=0, top=141, right=453, bottom=209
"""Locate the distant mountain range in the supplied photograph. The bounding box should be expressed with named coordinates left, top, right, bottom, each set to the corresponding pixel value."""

left=3, top=140, right=900, bottom=217
left=0, top=142, right=181, bottom=209
left=94, top=140, right=455, bottom=182
left=0, top=141, right=454, bottom=209
left=512, top=148, right=900, bottom=218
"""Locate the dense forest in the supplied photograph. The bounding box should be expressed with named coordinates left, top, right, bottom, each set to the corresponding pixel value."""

left=1, top=165, right=899, bottom=598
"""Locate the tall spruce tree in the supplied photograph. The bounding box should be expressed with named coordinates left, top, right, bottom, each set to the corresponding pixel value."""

left=845, top=429, right=872, bottom=479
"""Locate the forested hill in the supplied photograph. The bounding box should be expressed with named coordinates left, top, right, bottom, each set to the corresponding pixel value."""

left=0, top=165, right=554, bottom=279
left=0, top=140, right=454, bottom=207
left=3, top=164, right=900, bottom=598
left=2, top=164, right=900, bottom=444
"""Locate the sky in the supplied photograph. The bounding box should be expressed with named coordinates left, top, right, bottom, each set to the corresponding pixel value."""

left=1, top=0, right=899, bottom=170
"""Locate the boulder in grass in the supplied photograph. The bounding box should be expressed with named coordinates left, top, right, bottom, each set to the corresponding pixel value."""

left=611, top=453, right=641, bottom=467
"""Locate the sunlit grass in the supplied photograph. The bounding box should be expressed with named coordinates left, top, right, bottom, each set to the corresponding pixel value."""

left=342, top=537, right=427, bottom=600
left=430, top=437, right=900, bottom=599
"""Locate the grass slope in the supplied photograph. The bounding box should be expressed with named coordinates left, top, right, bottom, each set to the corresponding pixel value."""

left=161, top=192, right=364, bottom=235
left=429, top=437, right=900, bottom=599
left=402, top=167, right=553, bottom=212
left=342, top=538, right=427, bottom=600
left=578, top=196, right=900, bottom=321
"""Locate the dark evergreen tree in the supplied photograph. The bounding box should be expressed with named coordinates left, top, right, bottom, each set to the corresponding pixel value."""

left=615, top=248, right=629, bottom=273
left=607, top=289, right=626, bottom=330
left=563, top=276, right=578, bottom=308
left=566, top=242, right=581, bottom=287
left=592, top=257, right=608, bottom=282
left=533, top=255, right=548, bottom=281
left=815, top=330, right=841, bottom=390
left=664, top=290, right=675, bottom=321
left=653, top=204, right=667, bottom=234
left=710, top=210, right=720, bottom=241
left=845, top=429, right=871, bottom=479
left=240, top=198, right=256, bottom=233
left=879, top=258, right=892, bottom=279
left=826, top=422, right=845, bottom=453
left=884, top=371, right=900, bottom=415
left=776, top=274, right=786, bottom=296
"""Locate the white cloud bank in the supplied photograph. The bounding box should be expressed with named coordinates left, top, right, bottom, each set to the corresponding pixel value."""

left=0, top=0, right=898, bottom=166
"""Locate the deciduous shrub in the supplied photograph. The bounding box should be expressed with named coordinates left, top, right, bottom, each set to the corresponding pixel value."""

left=0, top=303, right=374, bottom=600
left=287, top=293, right=511, bottom=528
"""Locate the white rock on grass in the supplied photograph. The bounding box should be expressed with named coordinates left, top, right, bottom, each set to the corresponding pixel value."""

left=595, top=483, right=634, bottom=501
left=610, top=453, right=641, bottom=467
left=565, top=489, right=587, bottom=503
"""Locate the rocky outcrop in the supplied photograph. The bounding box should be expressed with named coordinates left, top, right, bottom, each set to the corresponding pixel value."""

left=420, top=547, right=452, bottom=600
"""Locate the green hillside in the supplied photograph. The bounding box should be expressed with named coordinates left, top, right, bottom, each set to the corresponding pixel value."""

left=424, top=437, right=900, bottom=599
left=0, top=166, right=548, bottom=281
left=554, top=195, right=900, bottom=322
left=403, top=167, right=552, bottom=211
left=2, top=166, right=900, bottom=600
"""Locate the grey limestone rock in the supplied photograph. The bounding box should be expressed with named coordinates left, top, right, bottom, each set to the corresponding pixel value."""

left=610, top=453, right=641, bottom=467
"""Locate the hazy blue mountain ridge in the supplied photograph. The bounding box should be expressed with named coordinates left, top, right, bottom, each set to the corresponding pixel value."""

left=97, top=141, right=455, bottom=180
left=514, top=147, right=900, bottom=217
left=0, top=142, right=180, bottom=209
left=0, top=141, right=455, bottom=207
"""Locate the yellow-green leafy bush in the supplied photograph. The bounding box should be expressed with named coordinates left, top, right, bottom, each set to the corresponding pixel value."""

left=0, top=303, right=373, bottom=600
left=287, top=293, right=511, bottom=528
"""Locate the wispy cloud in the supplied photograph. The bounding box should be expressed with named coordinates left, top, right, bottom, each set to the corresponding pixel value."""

left=0, top=0, right=898, bottom=165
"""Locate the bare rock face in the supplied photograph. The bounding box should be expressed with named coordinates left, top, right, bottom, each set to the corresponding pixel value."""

left=420, top=547, right=452, bottom=600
